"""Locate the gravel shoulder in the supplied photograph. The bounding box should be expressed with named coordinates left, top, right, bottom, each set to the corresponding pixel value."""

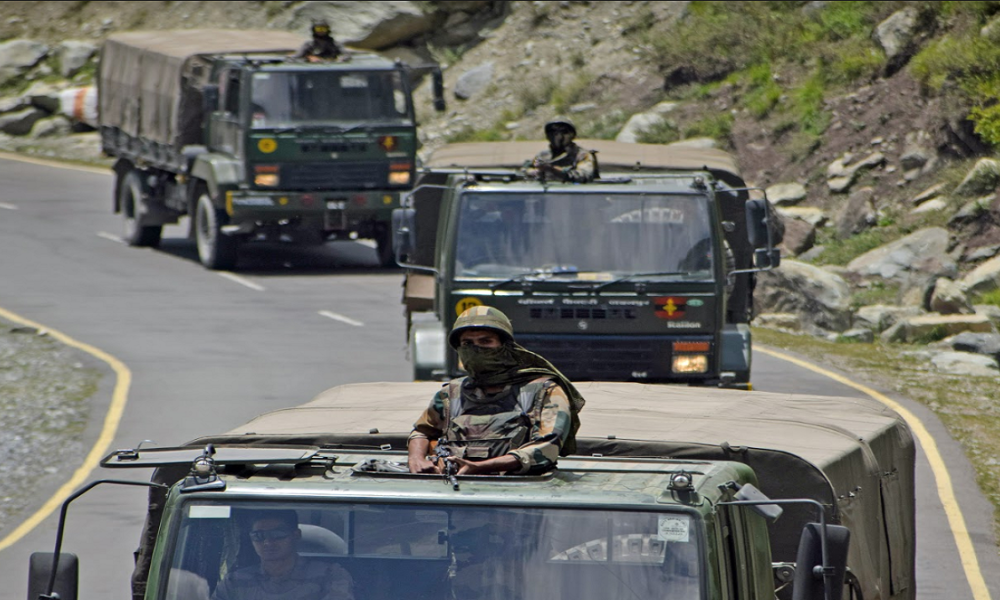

left=0, top=318, right=104, bottom=533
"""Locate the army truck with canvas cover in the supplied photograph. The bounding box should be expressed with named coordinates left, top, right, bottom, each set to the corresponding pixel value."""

left=99, top=29, right=442, bottom=269
left=29, top=383, right=914, bottom=600
left=392, top=141, right=782, bottom=385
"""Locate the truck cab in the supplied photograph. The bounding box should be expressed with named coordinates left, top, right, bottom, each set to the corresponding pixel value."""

left=393, top=141, right=782, bottom=385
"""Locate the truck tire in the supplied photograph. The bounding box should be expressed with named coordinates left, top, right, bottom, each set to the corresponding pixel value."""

left=119, top=171, right=162, bottom=247
left=194, top=191, right=239, bottom=270
left=374, top=224, right=396, bottom=268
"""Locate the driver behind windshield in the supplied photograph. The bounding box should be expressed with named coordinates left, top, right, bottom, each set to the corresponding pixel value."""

left=212, top=511, right=353, bottom=600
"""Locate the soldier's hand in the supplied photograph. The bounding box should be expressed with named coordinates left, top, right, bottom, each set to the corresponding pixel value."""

left=449, top=456, right=482, bottom=475
left=409, top=455, right=441, bottom=474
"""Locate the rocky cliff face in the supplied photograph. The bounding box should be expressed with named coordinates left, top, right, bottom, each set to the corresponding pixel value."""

left=0, top=0, right=997, bottom=373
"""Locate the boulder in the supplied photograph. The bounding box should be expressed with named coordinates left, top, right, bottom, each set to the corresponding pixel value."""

left=29, top=115, right=71, bottom=138
left=289, top=1, right=437, bottom=50
left=929, top=351, right=999, bottom=376
left=779, top=217, right=816, bottom=256
left=960, top=255, right=1000, bottom=297
left=846, top=227, right=956, bottom=295
left=0, top=107, right=46, bottom=136
left=766, top=182, right=807, bottom=206
left=854, top=304, right=922, bottom=333
left=753, top=312, right=803, bottom=331
left=834, top=187, right=877, bottom=238
left=56, top=40, right=98, bottom=78
left=776, top=206, right=827, bottom=227
left=949, top=196, right=992, bottom=226
left=910, top=198, right=947, bottom=214
left=965, top=245, right=1000, bottom=262
left=929, top=278, right=973, bottom=314
left=826, top=151, right=885, bottom=194
left=974, top=304, right=1000, bottom=327
left=0, top=96, right=28, bottom=113
left=0, top=39, right=48, bottom=72
left=983, top=15, right=1000, bottom=42
left=881, top=313, right=995, bottom=343
left=615, top=103, right=677, bottom=143
left=874, top=8, right=918, bottom=60
left=909, top=182, right=946, bottom=205
left=936, top=332, right=1000, bottom=362
left=453, top=61, right=494, bottom=100
left=839, top=328, right=875, bottom=343
left=755, top=260, right=853, bottom=332
left=954, top=158, right=1000, bottom=197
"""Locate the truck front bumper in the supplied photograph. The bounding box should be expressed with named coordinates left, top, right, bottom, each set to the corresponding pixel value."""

left=225, top=189, right=400, bottom=231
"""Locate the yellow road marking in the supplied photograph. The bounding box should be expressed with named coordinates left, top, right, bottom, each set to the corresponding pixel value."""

left=0, top=151, right=110, bottom=176
left=757, top=346, right=992, bottom=600
left=0, top=306, right=131, bottom=552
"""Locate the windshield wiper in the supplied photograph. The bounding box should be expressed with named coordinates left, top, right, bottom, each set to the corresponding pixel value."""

left=592, top=271, right=689, bottom=293
left=489, top=265, right=579, bottom=292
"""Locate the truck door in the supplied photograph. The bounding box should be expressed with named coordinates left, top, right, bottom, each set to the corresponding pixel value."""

left=717, top=505, right=766, bottom=599
left=209, top=68, right=243, bottom=157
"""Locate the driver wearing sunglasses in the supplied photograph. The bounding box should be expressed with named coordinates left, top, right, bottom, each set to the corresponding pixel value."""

left=213, top=511, right=353, bottom=600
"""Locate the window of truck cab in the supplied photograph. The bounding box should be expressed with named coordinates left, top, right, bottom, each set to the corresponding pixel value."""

left=159, top=500, right=705, bottom=600
left=250, top=70, right=412, bottom=129
left=452, top=191, right=716, bottom=281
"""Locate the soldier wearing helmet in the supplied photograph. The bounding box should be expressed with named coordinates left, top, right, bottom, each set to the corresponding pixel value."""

left=407, top=306, right=585, bottom=475
left=525, top=117, right=597, bottom=183
left=295, top=19, right=342, bottom=61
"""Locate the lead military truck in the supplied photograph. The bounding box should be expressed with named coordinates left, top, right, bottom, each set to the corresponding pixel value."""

left=30, top=382, right=914, bottom=600
left=99, top=29, right=444, bottom=270
left=392, top=141, right=782, bottom=386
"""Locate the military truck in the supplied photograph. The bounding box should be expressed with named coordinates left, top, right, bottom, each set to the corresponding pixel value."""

left=392, top=141, right=782, bottom=385
left=99, top=29, right=444, bottom=270
left=29, top=382, right=914, bottom=600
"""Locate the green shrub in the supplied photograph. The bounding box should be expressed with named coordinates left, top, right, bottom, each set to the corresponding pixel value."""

left=850, top=281, right=901, bottom=309
left=551, top=73, right=593, bottom=114
left=744, top=63, right=782, bottom=118
left=579, top=110, right=628, bottom=140
left=636, top=119, right=680, bottom=144
left=815, top=227, right=891, bottom=266
left=913, top=324, right=950, bottom=345
left=684, top=112, right=733, bottom=141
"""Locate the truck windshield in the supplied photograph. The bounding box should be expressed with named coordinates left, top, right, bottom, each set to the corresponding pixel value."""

left=161, top=501, right=703, bottom=600
left=250, top=70, right=411, bottom=128
left=454, top=192, right=715, bottom=280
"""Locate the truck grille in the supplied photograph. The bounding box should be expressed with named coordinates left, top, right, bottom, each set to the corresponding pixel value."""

left=516, top=335, right=670, bottom=380
left=529, top=307, right=638, bottom=320
left=279, top=161, right=388, bottom=191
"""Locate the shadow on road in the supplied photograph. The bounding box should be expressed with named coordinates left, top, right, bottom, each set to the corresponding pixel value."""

left=155, top=236, right=400, bottom=277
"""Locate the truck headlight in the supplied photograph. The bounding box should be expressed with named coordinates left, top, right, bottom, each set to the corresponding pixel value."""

left=254, top=165, right=279, bottom=187
left=389, top=171, right=411, bottom=185
left=672, top=354, right=708, bottom=374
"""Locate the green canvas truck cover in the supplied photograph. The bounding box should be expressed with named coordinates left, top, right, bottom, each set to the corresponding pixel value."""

left=99, top=29, right=304, bottom=147
left=136, top=382, right=915, bottom=600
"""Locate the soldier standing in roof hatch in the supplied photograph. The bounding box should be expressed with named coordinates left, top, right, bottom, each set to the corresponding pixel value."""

left=525, top=117, right=597, bottom=183
left=295, top=20, right=342, bottom=61
left=407, top=306, right=585, bottom=476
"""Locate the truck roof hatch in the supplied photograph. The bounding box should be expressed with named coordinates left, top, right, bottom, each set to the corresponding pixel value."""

left=101, top=445, right=320, bottom=469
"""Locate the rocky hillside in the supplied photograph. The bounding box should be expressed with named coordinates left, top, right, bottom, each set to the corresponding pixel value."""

left=0, top=1, right=998, bottom=373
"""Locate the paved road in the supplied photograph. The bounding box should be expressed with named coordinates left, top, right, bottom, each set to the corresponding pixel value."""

left=0, top=156, right=996, bottom=599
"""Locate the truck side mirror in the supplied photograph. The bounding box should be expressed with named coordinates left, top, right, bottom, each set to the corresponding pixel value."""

left=791, top=523, right=850, bottom=600
left=432, top=68, right=446, bottom=112
left=392, top=207, right=417, bottom=262
left=745, top=199, right=769, bottom=248
left=734, top=483, right=783, bottom=520
left=28, top=552, right=79, bottom=600
left=203, top=84, right=220, bottom=113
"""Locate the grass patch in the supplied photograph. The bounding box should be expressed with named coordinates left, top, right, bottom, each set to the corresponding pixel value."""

left=813, top=226, right=892, bottom=266
left=974, top=289, right=1000, bottom=307
left=743, top=63, right=782, bottom=118
left=551, top=72, right=593, bottom=114
left=684, top=112, right=733, bottom=142
left=636, top=119, right=680, bottom=145
left=850, top=281, right=901, bottom=309
left=579, top=110, right=628, bottom=140
left=753, top=325, right=1000, bottom=534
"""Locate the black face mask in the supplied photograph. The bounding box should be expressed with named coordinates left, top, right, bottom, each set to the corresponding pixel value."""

left=457, top=344, right=520, bottom=383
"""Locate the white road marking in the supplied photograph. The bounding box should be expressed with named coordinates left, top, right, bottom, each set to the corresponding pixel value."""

left=97, top=231, right=124, bottom=243
left=0, top=202, right=17, bottom=210
left=218, top=272, right=266, bottom=291
left=319, top=310, right=364, bottom=327
left=0, top=151, right=110, bottom=175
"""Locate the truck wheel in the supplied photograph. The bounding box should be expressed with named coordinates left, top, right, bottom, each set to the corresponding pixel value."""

left=194, top=192, right=239, bottom=270
left=119, top=171, right=162, bottom=247
left=374, top=224, right=396, bottom=268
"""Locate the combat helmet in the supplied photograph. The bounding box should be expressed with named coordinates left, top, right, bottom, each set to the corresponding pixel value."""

left=312, top=19, right=331, bottom=36
left=449, top=306, right=514, bottom=348
left=544, top=116, right=577, bottom=137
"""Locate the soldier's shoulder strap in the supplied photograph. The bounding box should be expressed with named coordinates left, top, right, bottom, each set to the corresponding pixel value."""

left=518, top=377, right=555, bottom=414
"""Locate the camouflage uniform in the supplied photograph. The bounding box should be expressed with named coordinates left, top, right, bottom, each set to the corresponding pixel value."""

left=213, top=558, right=352, bottom=600
left=531, top=142, right=596, bottom=183
left=295, top=36, right=341, bottom=60
left=408, top=376, right=572, bottom=474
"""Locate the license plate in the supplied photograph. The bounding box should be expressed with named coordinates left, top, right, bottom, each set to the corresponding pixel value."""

left=327, top=200, right=346, bottom=210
